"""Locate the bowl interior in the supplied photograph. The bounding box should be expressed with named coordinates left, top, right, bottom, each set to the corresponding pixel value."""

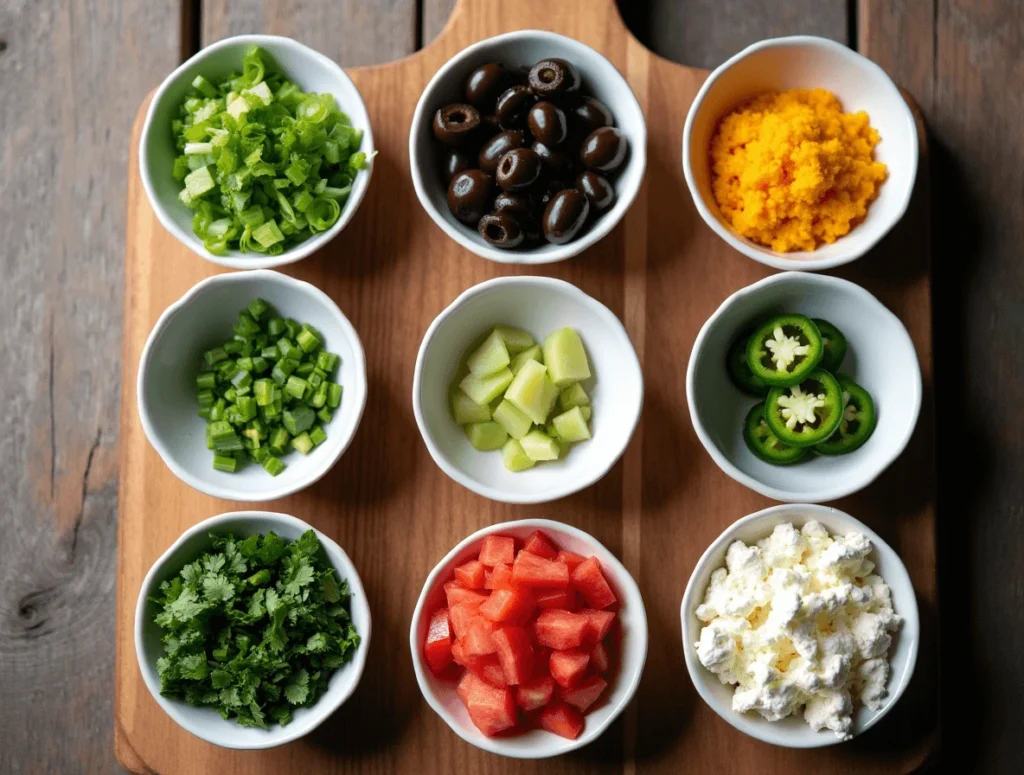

left=689, top=274, right=920, bottom=501
left=416, top=279, right=642, bottom=503
left=139, top=273, right=366, bottom=500
left=143, top=36, right=374, bottom=264
left=686, top=38, right=917, bottom=265
left=136, top=512, right=371, bottom=748
left=681, top=504, right=919, bottom=747
left=411, top=30, right=646, bottom=263
left=411, top=519, right=647, bottom=757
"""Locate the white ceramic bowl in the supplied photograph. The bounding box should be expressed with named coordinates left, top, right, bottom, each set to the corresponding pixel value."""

left=138, top=269, right=367, bottom=501
left=135, top=510, right=372, bottom=749
left=680, top=503, right=919, bottom=747
left=682, top=35, right=918, bottom=271
left=413, top=276, right=643, bottom=503
left=140, top=34, right=375, bottom=269
left=409, top=30, right=647, bottom=264
left=686, top=272, right=921, bottom=503
left=410, top=518, right=648, bottom=758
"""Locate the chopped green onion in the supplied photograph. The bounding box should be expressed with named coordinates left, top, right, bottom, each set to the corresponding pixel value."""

left=309, top=426, right=327, bottom=446
left=291, top=432, right=314, bottom=455
left=213, top=454, right=238, bottom=472
left=326, top=382, right=343, bottom=409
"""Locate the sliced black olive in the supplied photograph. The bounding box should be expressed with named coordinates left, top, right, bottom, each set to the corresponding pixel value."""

left=580, top=126, right=628, bottom=173
left=494, top=85, right=536, bottom=130
left=478, top=211, right=526, bottom=249
left=478, top=130, right=527, bottom=175
left=432, top=103, right=481, bottom=146
left=447, top=169, right=494, bottom=225
left=532, top=140, right=575, bottom=177
left=464, top=63, right=507, bottom=110
left=568, top=96, right=614, bottom=139
left=542, top=189, right=590, bottom=244
left=528, top=58, right=581, bottom=99
left=534, top=176, right=571, bottom=207
left=575, top=171, right=615, bottom=213
left=494, top=191, right=533, bottom=217
left=527, top=101, right=568, bottom=146
left=441, top=149, right=472, bottom=183
left=496, top=147, right=542, bottom=191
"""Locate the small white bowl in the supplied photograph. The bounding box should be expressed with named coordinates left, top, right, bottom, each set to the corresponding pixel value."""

left=410, top=518, right=648, bottom=758
left=138, top=269, right=367, bottom=501
left=409, top=29, right=647, bottom=264
left=680, top=503, right=919, bottom=747
left=682, top=35, right=918, bottom=272
left=140, top=34, right=375, bottom=269
left=135, top=510, right=372, bottom=749
left=412, top=276, right=643, bottom=503
left=686, top=272, right=921, bottom=503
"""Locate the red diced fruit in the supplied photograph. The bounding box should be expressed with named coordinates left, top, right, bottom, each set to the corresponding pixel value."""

left=591, top=641, right=610, bottom=673
left=492, top=626, right=534, bottom=685
left=522, top=530, right=558, bottom=560
left=534, top=588, right=578, bottom=610
left=463, top=616, right=498, bottom=657
left=539, top=703, right=585, bottom=740
left=479, top=535, right=515, bottom=567
left=516, top=675, right=555, bottom=712
left=458, top=672, right=517, bottom=736
left=471, top=655, right=508, bottom=687
left=445, top=581, right=488, bottom=608
left=580, top=609, right=616, bottom=643
left=485, top=562, right=514, bottom=590
left=571, top=557, right=618, bottom=609
left=449, top=600, right=484, bottom=640
left=455, top=560, right=486, bottom=589
left=549, top=649, right=590, bottom=688
left=513, top=551, right=570, bottom=588
left=560, top=675, right=607, bottom=712
left=556, top=550, right=587, bottom=572
left=424, top=607, right=453, bottom=674
left=533, top=609, right=589, bottom=650
left=479, top=587, right=535, bottom=624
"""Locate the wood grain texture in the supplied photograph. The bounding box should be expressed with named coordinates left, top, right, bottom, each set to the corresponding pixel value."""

left=114, top=1, right=937, bottom=772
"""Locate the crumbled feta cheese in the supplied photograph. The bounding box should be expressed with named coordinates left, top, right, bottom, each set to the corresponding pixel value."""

left=764, top=326, right=810, bottom=370
left=776, top=384, right=826, bottom=429
left=693, top=521, right=902, bottom=739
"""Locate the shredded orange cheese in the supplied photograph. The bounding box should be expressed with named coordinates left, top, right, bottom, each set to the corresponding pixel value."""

left=710, top=88, right=887, bottom=253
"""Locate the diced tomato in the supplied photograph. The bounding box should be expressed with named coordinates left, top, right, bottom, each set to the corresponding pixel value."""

left=560, top=674, right=607, bottom=712
left=549, top=649, right=590, bottom=688
left=590, top=641, right=610, bottom=673
left=571, top=557, right=617, bottom=609
left=580, top=609, right=616, bottom=643
left=485, top=562, right=514, bottom=590
left=556, top=550, right=587, bottom=572
left=449, top=599, right=484, bottom=640
left=463, top=616, right=498, bottom=657
left=533, top=588, right=578, bottom=610
left=458, top=672, right=517, bottom=736
left=513, top=551, right=570, bottom=588
left=538, top=702, right=585, bottom=739
left=516, top=675, right=555, bottom=712
left=522, top=530, right=558, bottom=560
left=479, top=535, right=515, bottom=567
left=532, top=609, right=589, bottom=650
left=424, top=607, right=453, bottom=674
left=492, top=626, right=534, bottom=684
left=445, top=581, right=488, bottom=608
left=455, top=559, right=486, bottom=589
left=479, top=587, right=535, bottom=624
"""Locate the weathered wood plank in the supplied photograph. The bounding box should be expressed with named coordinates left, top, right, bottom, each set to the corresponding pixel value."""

left=0, top=0, right=183, bottom=773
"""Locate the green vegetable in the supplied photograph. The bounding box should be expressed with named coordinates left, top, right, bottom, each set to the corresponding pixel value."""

left=170, top=46, right=372, bottom=255
left=150, top=530, right=361, bottom=728
left=196, top=298, right=342, bottom=476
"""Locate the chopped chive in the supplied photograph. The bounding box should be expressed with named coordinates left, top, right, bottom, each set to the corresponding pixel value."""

left=196, top=372, right=217, bottom=390
left=205, top=347, right=228, bottom=366
left=291, top=432, right=314, bottom=455
left=297, top=326, right=321, bottom=353
left=326, top=382, right=342, bottom=409
left=316, top=407, right=332, bottom=423
left=213, top=454, right=238, bottom=472
left=315, top=351, right=339, bottom=373
left=262, top=455, right=285, bottom=476
left=247, top=298, right=268, bottom=319
left=309, top=426, right=327, bottom=446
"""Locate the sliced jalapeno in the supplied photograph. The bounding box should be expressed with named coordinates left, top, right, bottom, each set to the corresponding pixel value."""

left=764, top=368, right=843, bottom=447
left=746, top=314, right=823, bottom=387
left=815, top=374, right=877, bottom=455
left=743, top=402, right=807, bottom=464
left=812, top=318, right=848, bottom=373
left=727, top=331, right=769, bottom=396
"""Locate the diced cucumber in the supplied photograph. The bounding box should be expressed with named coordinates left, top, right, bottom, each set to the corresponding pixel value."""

left=552, top=406, right=592, bottom=442
left=520, top=429, right=561, bottom=462
left=501, top=439, right=536, bottom=472
left=559, top=382, right=590, bottom=410
left=493, top=326, right=535, bottom=355
left=452, top=390, right=492, bottom=425
left=492, top=399, right=533, bottom=440
left=460, top=368, right=514, bottom=405
left=504, top=360, right=559, bottom=424
left=543, top=328, right=591, bottom=387
left=580, top=406, right=592, bottom=421
left=467, top=330, right=511, bottom=376
left=510, top=344, right=543, bottom=375
left=466, top=421, right=508, bottom=451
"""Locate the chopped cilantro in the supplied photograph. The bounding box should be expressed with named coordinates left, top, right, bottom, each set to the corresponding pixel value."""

left=149, top=530, right=360, bottom=728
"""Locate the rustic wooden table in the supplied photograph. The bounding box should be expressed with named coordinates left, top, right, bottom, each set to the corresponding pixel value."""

left=0, top=1, right=1019, bottom=772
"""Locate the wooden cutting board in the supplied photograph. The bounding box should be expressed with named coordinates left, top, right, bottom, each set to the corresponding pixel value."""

left=114, top=0, right=938, bottom=771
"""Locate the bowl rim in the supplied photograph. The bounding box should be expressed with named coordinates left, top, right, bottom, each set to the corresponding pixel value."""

left=408, top=517, right=649, bottom=758
left=411, top=275, right=644, bottom=503
left=408, top=28, right=648, bottom=265
left=681, top=34, right=919, bottom=272
left=679, top=502, right=920, bottom=748
left=684, top=271, right=922, bottom=503
left=139, top=33, right=376, bottom=270
left=136, top=268, right=368, bottom=501
left=134, top=509, right=373, bottom=749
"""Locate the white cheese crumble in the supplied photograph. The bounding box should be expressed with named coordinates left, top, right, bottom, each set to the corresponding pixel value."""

left=694, top=521, right=901, bottom=739
left=764, top=326, right=810, bottom=371
left=776, top=385, right=826, bottom=429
